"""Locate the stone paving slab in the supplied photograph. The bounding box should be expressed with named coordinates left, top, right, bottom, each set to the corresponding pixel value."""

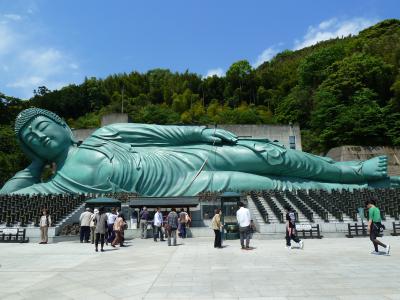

left=0, top=236, right=399, bottom=299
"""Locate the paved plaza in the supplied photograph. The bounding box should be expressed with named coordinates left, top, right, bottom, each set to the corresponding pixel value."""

left=0, top=236, right=399, bottom=300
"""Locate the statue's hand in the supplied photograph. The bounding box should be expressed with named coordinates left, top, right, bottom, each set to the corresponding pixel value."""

left=201, top=128, right=238, bottom=144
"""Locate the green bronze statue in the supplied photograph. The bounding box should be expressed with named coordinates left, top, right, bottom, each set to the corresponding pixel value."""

left=0, top=108, right=398, bottom=196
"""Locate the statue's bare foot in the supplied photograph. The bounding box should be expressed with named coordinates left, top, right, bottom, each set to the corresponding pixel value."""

left=390, top=176, right=400, bottom=188
left=361, top=156, right=388, bottom=180
left=368, top=176, right=399, bottom=188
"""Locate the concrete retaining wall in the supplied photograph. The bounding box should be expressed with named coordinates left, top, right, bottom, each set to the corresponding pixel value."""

left=326, top=145, right=400, bottom=176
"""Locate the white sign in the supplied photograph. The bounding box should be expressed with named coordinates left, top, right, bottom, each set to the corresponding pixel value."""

left=2, top=228, right=18, bottom=235
left=296, top=224, right=312, bottom=231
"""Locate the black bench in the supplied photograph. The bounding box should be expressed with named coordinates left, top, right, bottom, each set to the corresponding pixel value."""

left=391, top=222, right=400, bottom=236
left=346, top=223, right=368, bottom=238
left=0, top=228, right=29, bottom=243
left=295, top=224, right=322, bottom=239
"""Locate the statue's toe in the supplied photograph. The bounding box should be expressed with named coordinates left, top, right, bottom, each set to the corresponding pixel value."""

left=363, top=156, right=388, bottom=179
left=390, top=176, right=400, bottom=188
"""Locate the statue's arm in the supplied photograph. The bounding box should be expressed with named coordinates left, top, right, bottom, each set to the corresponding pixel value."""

left=183, top=171, right=368, bottom=195
left=0, top=160, right=44, bottom=194
left=8, top=149, right=114, bottom=195
left=92, top=123, right=237, bottom=146
left=9, top=180, right=67, bottom=195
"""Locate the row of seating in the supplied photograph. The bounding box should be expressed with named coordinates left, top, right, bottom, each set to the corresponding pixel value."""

left=250, top=188, right=400, bottom=224
left=249, top=191, right=269, bottom=223
left=272, top=191, right=302, bottom=222
left=0, top=194, right=86, bottom=227
left=283, top=190, right=313, bottom=222
left=296, top=190, right=330, bottom=222
left=261, top=191, right=284, bottom=223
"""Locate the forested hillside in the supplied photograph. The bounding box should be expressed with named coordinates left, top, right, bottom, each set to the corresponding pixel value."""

left=1, top=19, right=400, bottom=185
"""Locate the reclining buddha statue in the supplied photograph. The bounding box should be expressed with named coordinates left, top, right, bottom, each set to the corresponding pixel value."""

left=0, top=108, right=398, bottom=196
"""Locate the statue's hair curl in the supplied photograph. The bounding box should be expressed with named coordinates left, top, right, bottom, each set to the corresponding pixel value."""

left=15, top=108, right=66, bottom=136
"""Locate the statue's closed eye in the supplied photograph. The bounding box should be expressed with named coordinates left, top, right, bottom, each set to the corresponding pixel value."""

left=37, top=121, right=50, bottom=131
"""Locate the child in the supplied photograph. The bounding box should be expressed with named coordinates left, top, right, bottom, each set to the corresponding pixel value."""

left=249, top=219, right=256, bottom=239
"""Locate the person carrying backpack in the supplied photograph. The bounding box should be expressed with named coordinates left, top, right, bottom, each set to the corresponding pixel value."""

left=166, top=208, right=179, bottom=246
left=285, top=206, right=303, bottom=250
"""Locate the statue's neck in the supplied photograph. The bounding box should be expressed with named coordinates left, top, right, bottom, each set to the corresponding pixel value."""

left=54, top=144, right=77, bottom=169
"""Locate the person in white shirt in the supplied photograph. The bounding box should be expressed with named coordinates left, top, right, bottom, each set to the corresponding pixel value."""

left=39, top=208, right=51, bottom=244
left=106, top=208, right=118, bottom=244
left=79, top=208, right=93, bottom=243
left=236, top=202, right=251, bottom=250
left=153, top=207, right=165, bottom=242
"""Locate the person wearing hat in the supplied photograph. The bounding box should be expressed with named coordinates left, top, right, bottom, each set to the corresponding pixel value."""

left=90, top=208, right=99, bottom=244
left=79, top=207, right=93, bottom=243
left=94, top=207, right=108, bottom=252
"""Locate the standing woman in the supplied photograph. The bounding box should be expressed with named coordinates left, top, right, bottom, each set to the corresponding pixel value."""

left=94, top=207, right=108, bottom=252
left=39, top=208, right=51, bottom=244
left=211, top=208, right=223, bottom=248
left=112, top=213, right=127, bottom=247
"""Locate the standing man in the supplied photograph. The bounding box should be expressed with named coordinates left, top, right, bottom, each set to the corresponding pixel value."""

left=106, top=208, right=118, bottom=244
left=284, top=206, right=303, bottom=249
left=140, top=206, right=150, bottom=239
left=153, top=207, right=165, bottom=242
left=166, top=208, right=179, bottom=246
left=79, top=208, right=93, bottom=243
left=236, top=202, right=251, bottom=250
left=366, top=199, right=390, bottom=255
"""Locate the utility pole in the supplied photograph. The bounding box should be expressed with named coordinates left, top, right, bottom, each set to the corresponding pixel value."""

left=121, top=85, right=125, bottom=114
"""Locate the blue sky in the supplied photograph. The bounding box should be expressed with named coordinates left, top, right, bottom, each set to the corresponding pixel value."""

left=0, top=0, right=399, bottom=99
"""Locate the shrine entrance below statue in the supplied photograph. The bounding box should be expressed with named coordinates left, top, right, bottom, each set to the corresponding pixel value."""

left=128, top=196, right=199, bottom=230
left=220, top=192, right=242, bottom=240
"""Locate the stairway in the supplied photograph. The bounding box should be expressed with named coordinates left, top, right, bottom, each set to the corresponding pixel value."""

left=54, top=203, right=86, bottom=236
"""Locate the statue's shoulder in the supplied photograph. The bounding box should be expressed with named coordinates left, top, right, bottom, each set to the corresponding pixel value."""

left=57, top=147, right=113, bottom=188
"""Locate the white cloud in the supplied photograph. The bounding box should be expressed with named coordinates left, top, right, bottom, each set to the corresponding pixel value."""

left=0, top=23, right=16, bottom=55
left=294, top=17, right=376, bottom=50
left=8, top=76, right=44, bottom=88
left=0, top=14, right=81, bottom=99
left=253, top=46, right=279, bottom=67
left=4, top=14, right=22, bottom=21
left=204, top=68, right=225, bottom=78
left=69, top=63, right=79, bottom=70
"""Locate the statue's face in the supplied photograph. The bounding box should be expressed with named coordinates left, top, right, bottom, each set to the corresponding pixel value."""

left=20, top=115, right=71, bottom=160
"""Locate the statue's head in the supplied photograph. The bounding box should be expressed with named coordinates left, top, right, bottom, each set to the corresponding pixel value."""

left=15, top=108, right=74, bottom=161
